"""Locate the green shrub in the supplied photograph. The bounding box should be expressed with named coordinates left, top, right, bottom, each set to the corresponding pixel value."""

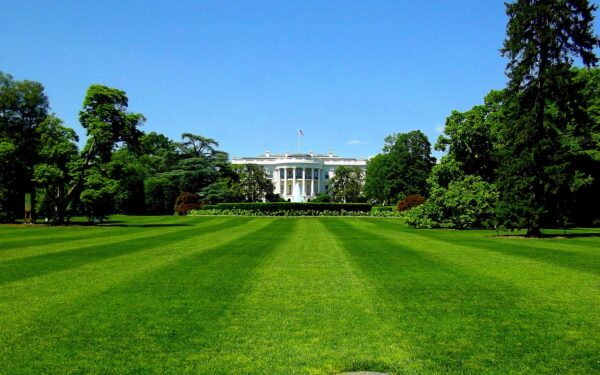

left=311, top=193, right=331, bottom=202
left=371, top=206, right=401, bottom=217
left=371, top=206, right=394, bottom=213
left=404, top=175, right=498, bottom=229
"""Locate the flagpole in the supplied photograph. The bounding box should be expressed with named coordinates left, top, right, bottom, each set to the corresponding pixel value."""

left=297, top=129, right=304, bottom=153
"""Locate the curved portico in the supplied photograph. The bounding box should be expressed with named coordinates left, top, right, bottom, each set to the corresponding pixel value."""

left=274, top=165, right=322, bottom=202
left=231, top=151, right=367, bottom=202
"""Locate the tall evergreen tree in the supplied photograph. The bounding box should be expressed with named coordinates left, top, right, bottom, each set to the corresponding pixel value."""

left=498, top=0, right=599, bottom=236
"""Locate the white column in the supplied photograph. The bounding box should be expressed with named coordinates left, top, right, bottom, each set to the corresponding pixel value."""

left=277, top=168, right=282, bottom=195
left=302, top=168, right=306, bottom=197
left=316, top=168, right=320, bottom=194
left=292, top=167, right=296, bottom=196
left=311, top=169, right=315, bottom=196
left=283, top=168, right=288, bottom=195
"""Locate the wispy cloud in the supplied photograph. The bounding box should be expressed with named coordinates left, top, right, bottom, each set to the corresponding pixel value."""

left=435, top=125, right=444, bottom=133
left=347, top=139, right=362, bottom=145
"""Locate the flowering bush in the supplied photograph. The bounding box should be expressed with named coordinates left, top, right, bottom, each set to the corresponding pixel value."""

left=174, top=192, right=201, bottom=216
left=397, top=194, right=426, bottom=212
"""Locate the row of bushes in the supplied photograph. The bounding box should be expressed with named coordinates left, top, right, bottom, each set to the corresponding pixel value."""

left=189, top=208, right=375, bottom=217
left=188, top=207, right=403, bottom=217
left=200, top=202, right=373, bottom=213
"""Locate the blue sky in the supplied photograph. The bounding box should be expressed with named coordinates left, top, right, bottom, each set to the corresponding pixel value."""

left=1, top=1, right=576, bottom=159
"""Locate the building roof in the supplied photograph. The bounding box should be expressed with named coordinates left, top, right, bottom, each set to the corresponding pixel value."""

left=232, top=150, right=367, bottom=162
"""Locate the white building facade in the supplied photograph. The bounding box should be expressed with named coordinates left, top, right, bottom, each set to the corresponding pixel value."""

left=231, top=150, right=367, bottom=202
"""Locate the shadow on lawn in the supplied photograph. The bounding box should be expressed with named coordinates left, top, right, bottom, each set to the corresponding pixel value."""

left=34, top=219, right=193, bottom=228
left=99, top=223, right=192, bottom=228
left=0, top=218, right=245, bottom=286
left=495, top=232, right=600, bottom=239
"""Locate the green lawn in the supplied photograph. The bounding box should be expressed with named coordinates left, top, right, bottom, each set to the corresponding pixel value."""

left=1, top=216, right=599, bottom=374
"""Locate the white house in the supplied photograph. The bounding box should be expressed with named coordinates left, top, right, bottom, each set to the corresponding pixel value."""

left=231, top=150, right=367, bottom=202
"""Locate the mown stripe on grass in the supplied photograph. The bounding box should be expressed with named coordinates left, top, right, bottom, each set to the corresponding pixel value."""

left=357, top=219, right=600, bottom=301
left=369, top=218, right=600, bottom=254
left=432, top=232, right=600, bottom=277
left=0, top=217, right=245, bottom=286
left=1, top=218, right=287, bottom=374
left=0, top=216, right=224, bottom=262
left=0, top=221, right=185, bottom=251
left=0, top=216, right=214, bottom=251
left=0, top=218, right=270, bottom=334
left=188, top=218, right=414, bottom=375
left=0, top=232, right=123, bottom=252
left=358, top=218, right=600, bottom=278
left=325, top=218, right=600, bottom=374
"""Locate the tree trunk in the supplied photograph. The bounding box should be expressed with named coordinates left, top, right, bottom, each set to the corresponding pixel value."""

left=526, top=225, right=542, bottom=237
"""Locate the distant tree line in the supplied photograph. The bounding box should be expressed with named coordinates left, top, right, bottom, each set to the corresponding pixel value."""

left=0, top=74, right=284, bottom=223
left=365, top=0, right=600, bottom=236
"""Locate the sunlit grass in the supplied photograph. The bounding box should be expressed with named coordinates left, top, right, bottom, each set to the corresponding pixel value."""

left=1, top=216, right=599, bottom=374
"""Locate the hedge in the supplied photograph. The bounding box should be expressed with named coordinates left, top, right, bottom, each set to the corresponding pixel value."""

left=189, top=208, right=372, bottom=217
left=200, top=202, right=372, bottom=213
left=371, top=205, right=395, bottom=214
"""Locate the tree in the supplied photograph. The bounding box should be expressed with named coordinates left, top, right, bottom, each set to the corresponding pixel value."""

left=144, top=176, right=178, bottom=215
left=230, top=164, right=270, bottom=202
left=364, top=130, right=435, bottom=204
left=0, top=139, right=18, bottom=222
left=0, top=72, right=49, bottom=222
left=44, top=85, right=146, bottom=224
left=498, top=0, right=600, bottom=236
left=139, top=131, right=179, bottom=173
left=179, top=133, right=218, bottom=157
left=139, top=132, right=232, bottom=213
left=107, top=148, right=150, bottom=215
left=79, top=168, right=118, bottom=222
left=162, top=157, right=219, bottom=194
left=570, top=67, right=600, bottom=225
left=33, top=116, right=79, bottom=222
left=363, top=153, right=395, bottom=204
left=404, top=158, right=499, bottom=229
left=200, top=179, right=242, bottom=204
left=436, top=90, right=504, bottom=182
left=233, top=164, right=274, bottom=202
left=330, top=166, right=364, bottom=203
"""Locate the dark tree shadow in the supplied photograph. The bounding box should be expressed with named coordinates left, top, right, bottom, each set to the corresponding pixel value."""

left=99, top=223, right=191, bottom=228
left=496, top=232, right=600, bottom=239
